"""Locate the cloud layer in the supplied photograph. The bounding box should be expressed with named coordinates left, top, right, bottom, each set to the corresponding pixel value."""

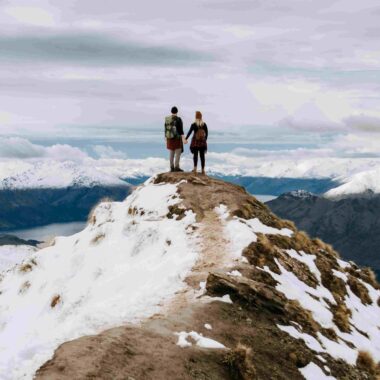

left=0, top=0, right=379, bottom=158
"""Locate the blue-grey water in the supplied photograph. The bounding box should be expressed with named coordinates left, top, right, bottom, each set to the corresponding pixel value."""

left=9, top=222, right=87, bottom=242
left=255, top=195, right=277, bottom=202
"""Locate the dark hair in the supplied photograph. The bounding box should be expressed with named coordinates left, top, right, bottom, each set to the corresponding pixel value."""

left=171, top=106, right=178, bottom=114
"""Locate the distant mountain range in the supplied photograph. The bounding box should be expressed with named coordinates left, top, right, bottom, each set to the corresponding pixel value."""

left=0, top=234, right=40, bottom=246
left=0, top=185, right=132, bottom=231
left=0, top=161, right=132, bottom=231
left=0, top=160, right=126, bottom=190
left=0, top=157, right=379, bottom=244
left=267, top=190, right=380, bottom=274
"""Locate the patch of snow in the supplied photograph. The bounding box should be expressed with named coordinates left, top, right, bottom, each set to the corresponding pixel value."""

left=273, top=257, right=380, bottom=365
left=0, top=245, right=37, bottom=273
left=217, top=294, right=233, bottom=304
left=337, top=259, right=350, bottom=269
left=288, top=190, right=315, bottom=199
left=317, top=332, right=357, bottom=365
left=204, top=323, right=212, bottom=330
left=204, top=294, right=233, bottom=304
left=245, top=218, right=293, bottom=237
left=265, top=260, right=336, bottom=329
left=0, top=179, right=198, bottom=379
left=227, top=270, right=242, bottom=277
left=223, top=218, right=257, bottom=258
left=175, top=331, right=226, bottom=349
left=286, top=249, right=321, bottom=281
left=214, top=204, right=229, bottom=220
left=332, top=269, right=348, bottom=282
left=277, top=325, right=324, bottom=352
left=278, top=324, right=357, bottom=365
left=338, top=283, right=380, bottom=362
left=175, top=332, right=192, bottom=348
left=299, top=362, right=336, bottom=380
left=317, top=355, right=327, bottom=363
left=216, top=204, right=292, bottom=259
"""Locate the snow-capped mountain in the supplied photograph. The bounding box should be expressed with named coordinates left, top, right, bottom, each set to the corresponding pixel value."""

left=1, top=173, right=379, bottom=380
left=2, top=156, right=380, bottom=189
left=325, top=167, right=380, bottom=199
left=282, top=189, right=317, bottom=199
left=0, top=160, right=127, bottom=190
left=0, top=160, right=132, bottom=230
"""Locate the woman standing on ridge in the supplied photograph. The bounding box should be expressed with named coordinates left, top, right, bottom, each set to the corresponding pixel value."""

left=185, top=111, right=208, bottom=175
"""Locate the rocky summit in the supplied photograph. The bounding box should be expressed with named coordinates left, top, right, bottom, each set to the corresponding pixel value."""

left=1, top=173, right=379, bottom=380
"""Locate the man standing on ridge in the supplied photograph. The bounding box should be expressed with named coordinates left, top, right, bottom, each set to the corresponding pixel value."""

left=164, top=106, right=187, bottom=172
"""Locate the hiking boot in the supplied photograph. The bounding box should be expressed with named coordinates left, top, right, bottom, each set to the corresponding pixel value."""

left=201, top=169, right=206, bottom=175
left=174, top=167, right=184, bottom=172
left=192, top=168, right=197, bottom=174
left=170, top=166, right=175, bottom=172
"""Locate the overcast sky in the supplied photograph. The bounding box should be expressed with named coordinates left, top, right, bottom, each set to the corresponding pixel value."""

left=0, top=0, right=379, bottom=158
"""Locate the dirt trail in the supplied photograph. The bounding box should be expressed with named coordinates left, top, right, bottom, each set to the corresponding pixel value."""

left=187, top=209, right=231, bottom=287
left=162, top=208, right=231, bottom=317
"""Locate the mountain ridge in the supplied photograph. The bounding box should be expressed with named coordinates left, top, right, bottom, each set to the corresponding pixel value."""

left=0, top=173, right=379, bottom=379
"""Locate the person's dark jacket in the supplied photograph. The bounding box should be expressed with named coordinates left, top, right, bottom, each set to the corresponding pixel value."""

left=186, top=122, right=208, bottom=153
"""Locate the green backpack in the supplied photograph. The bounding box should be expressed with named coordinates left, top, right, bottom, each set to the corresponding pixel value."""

left=165, top=115, right=180, bottom=139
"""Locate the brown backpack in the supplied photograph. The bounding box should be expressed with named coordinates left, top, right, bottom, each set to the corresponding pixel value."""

left=195, top=125, right=206, bottom=141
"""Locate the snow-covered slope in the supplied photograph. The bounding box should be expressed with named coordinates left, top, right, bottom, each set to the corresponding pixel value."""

left=1, top=173, right=380, bottom=380
left=0, top=160, right=127, bottom=189
left=217, top=204, right=380, bottom=365
left=0, top=245, right=37, bottom=273
left=0, top=178, right=198, bottom=379
left=325, top=167, right=380, bottom=199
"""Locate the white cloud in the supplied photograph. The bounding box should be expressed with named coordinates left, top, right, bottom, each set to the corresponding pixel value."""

left=329, top=134, right=380, bottom=156
left=92, top=145, right=126, bottom=159
left=4, top=6, right=56, bottom=27
left=0, top=137, right=87, bottom=160
left=0, top=0, right=379, bottom=154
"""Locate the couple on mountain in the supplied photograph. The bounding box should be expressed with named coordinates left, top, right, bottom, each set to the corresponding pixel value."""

left=165, top=106, right=208, bottom=175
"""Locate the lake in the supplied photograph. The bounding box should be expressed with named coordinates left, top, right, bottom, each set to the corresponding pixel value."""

left=8, top=221, right=87, bottom=243
left=255, top=195, right=277, bottom=202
